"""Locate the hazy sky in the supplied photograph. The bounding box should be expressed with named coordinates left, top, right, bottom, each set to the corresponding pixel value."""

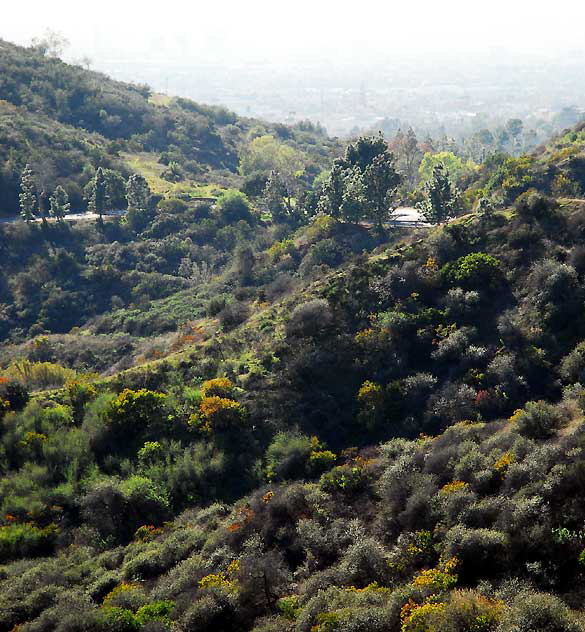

left=2, top=0, right=585, bottom=65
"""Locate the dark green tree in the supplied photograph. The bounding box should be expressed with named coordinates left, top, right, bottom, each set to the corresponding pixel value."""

left=262, top=170, right=291, bottom=223
left=83, top=169, right=126, bottom=216
left=342, top=134, right=388, bottom=171
left=125, top=174, right=152, bottom=232
left=126, top=173, right=151, bottom=212
left=318, top=135, right=401, bottom=228
left=49, top=185, right=70, bottom=221
left=234, top=245, right=255, bottom=283
left=418, top=163, right=460, bottom=224
left=363, top=152, right=401, bottom=229
left=506, top=118, right=524, bottom=148
left=19, top=164, right=37, bottom=223
left=92, top=167, right=107, bottom=220
left=340, top=170, right=367, bottom=224
left=318, top=163, right=346, bottom=219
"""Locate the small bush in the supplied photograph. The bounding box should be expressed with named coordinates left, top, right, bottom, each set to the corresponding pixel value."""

left=265, top=432, right=313, bottom=482
left=218, top=302, right=250, bottom=331
left=442, top=253, right=502, bottom=290
left=509, top=401, right=563, bottom=440
left=286, top=299, right=334, bottom=339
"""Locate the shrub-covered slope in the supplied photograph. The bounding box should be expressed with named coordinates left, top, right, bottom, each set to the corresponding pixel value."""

left=5, top=74, right=585, bottom=630
left=0, top=39, right=337, bottom=215
left=4, top=192, right=585, bottom=629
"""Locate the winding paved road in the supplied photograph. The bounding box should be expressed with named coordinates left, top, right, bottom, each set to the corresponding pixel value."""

left=0, top=207, right=427, bottom=226
left=0, top=210, right=126, bottom=224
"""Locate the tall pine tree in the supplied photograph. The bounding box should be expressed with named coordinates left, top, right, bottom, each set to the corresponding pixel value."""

left=93, top=167, right=107, bottom=220
left=19, top=164, right=37, bottom=223
left=363, top=152, right=401, bottom=229
left=262, top=170, right=291, bottom=223
left=126, top=174, right=152, bottom=232
left=418, top=163, right=459, bottom=224
left=126, top=174, right=150, bottom=212
left=49, top=185, right=70, bottom=221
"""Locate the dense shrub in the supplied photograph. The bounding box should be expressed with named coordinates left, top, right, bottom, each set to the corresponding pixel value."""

left=442, top=253, right=503, bottom=290
left=560, top=341, right=585, bottom=384
left=265, top=433, right=313, bottom=482
left=443, top=525, right=508, bottom=580
left=216, top=190, right=254, bottom=225
left=498, top=591, right=583, bottom=632
left=514, top=190, right=558, bottom=222
left=286, top=300, right=334, bottom=339
left=102, top=389, right=168, bottom=438
left=218, top=302, right=250, bottom=331
left=509, top=401, right=563, bottom=439
left=0, top=523, right=59, bottom=562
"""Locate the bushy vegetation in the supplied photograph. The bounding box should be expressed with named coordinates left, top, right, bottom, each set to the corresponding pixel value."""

left=4, top=36, right=585, bottom=632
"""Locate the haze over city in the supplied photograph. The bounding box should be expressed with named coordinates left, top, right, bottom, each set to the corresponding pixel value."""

left=3, top=0, right=585, bottom=135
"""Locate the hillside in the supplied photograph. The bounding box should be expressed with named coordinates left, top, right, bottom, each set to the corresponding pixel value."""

left=464, top=121, right=585, bottom=207
left=0, top=39, right=338, bottom=215
left=5, top=47, right=585, bottom=630
left=4, top=189, right=585, bottom=630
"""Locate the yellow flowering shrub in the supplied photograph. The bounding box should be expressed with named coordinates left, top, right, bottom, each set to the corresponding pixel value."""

left=201, top=377, right=235, bottom=399
left=346, top=582, right=389, bottom=594
left=198, top=573, right=232, bottom=590
left=102, top=583, right=141, bottom=607
left=412, top=557, right=459, bottom=591
left=406, top=530, right=434, bottom=557
left=494, top=451, right=515, bottom=472
left=508, top=409, right=524, bottom=424
left=440, top=481, right=470, bottom=494
left=357, top=380, right=385, bottom=429
left=20, top=431, right=47, bottom=446
left=401, top=598, right=446, bottom=632
left=194, top=395, right=245, bottom=432
left=401, top=591, right=502, bottom=632
left=198, top=559, right=240, bottom=591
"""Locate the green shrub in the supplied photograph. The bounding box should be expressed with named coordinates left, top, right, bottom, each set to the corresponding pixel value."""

left=218, top=301, right=250, bottom=331
left=0, top=522, right=59, bottom=562
left=98, top=606, right=140, bottom=632
left=276, top=595, right=301, bottom=621
left=514, top=190, right=558, bottom=222
left=157, top=198, right=188, bottom=214
left=498, top=591, right=582, bottom=632
left=103, top=388, right=168, bottom=436
left=265, top=433, right=313, bottom=482
left=442, top=253, right=502, bottom=290
left=286, top=299, right=334, bottom=338
left=135, top=600, right=175, bottom=625
left=560, top=341, right=585, bottom=384
left=216, top=189, right=254, bottom=224
left=207, top=295, right=227, bottom=316
left=509, top=401, right=563, bottom=439
left=320, top=464, right=366, bottom=494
